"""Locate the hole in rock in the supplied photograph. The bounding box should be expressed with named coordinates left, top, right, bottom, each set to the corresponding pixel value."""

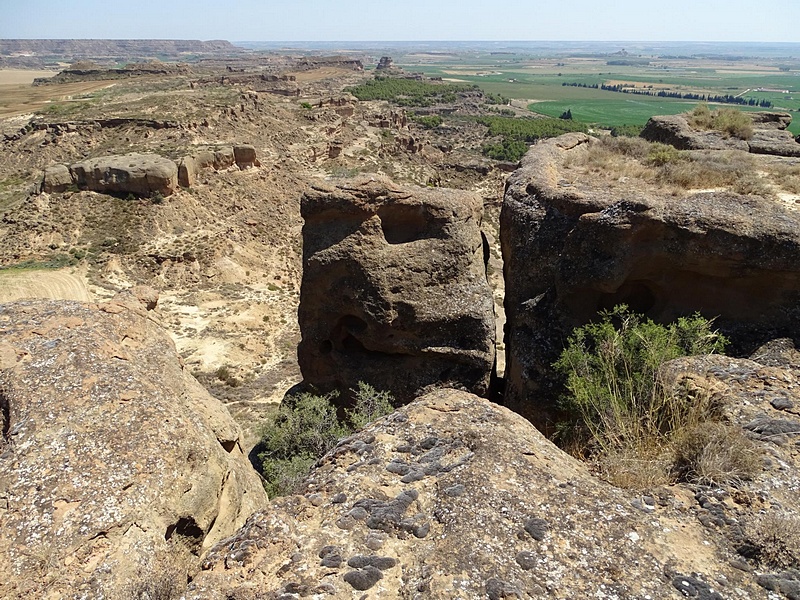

left=342, top=334, right=367, bottom=353
left=219, top=440, right=237, bottom=453
left=341, top=315, right=368, bottom=333
left=598, top=280, right=656, bottom=315
left=378, top=205, right=430, bottom=244
left=165, top=516, right=204, bottom=546
left=320, top=340, right=333, bottom=355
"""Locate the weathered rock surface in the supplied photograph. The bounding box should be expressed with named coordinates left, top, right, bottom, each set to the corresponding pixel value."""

left=501, top=133, right=800, bottom=429
left=70, top=152, right=179, bottom=197
left=0, top=298, right=268, bottom=599
left=233, top=143, right=258, bottom=169
left=641, top=111, right=800, bottom=157
left=188, top=387, right=792, bottom=599
left=298, top=176, right=495, bottom=403
left=41, top=163, right=74, bottom=193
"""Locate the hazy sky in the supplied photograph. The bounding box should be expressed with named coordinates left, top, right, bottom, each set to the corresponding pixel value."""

left=1, top=0, right=798, bottom=43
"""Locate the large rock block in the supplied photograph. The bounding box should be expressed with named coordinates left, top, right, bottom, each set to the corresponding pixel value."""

left=70, top=152, right=178, bottom=197
left=501, top=133, right=800, bottom=430
left=189, top=388, right=783, bottom=599
left=0, top=299, right=268, bottom=599
left=41, top=163, right=74, bottom=193
left=298, top=176, right=495, bottom=403
left=642, top=111, right=800, bottom=156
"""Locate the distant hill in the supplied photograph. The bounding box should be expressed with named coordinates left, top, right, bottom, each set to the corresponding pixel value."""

left=0, top=39, right=243, bottom=66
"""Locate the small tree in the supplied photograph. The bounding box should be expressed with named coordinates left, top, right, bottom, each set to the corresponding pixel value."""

left=559, top=108, right=573, bottom=120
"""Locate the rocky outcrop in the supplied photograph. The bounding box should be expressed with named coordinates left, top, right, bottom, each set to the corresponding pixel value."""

left=41, top=163, right=74, bottom=193
left=0, top=298, right=268, bottom=599
left=641, top=111, right=800, bottom=157
left=70, top=153, right=179, bottom=197
left=41, top=145, right=260, bottom=194
left=177, top=146, right=259, bottom=187
left=376, top=56, right=395, bottom=70
left=297, top=176, right=495, bottom=403
left=501, top=133, right=800, bottom=430
left=188, top=387, right=792, bottom=599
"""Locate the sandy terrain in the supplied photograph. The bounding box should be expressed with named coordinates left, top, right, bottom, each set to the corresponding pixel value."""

left=0, top=269, right=91, bottom=303
left=0, top=78, right=115, bottom=118
left=0, top=69, right=58, bottom=85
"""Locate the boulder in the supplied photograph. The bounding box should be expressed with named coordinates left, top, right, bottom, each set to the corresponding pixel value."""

left=178, top=154, right=197, bottom=187
left=501, top=133, right=800, bottom=430
left=70, top=153, right=178, bottom=197
left=640, top=113, right=748, bottom=150
left=233, top=144, right=258, bottom=169
left=297, top=176, right=495, bottom=403
left=188, top=388, right=781, bottom=599
left=213, top=147, right=235, bottom=170
left=41, top=163, right=74, bottom=193
left=0, top=299, right=268, bottom=599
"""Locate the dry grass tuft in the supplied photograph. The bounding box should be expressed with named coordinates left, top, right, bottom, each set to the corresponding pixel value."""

left=569, top=136, right=784, bottom=198
left=749, top=512, right=800, bottom=569
left=671, top=422, right=761, bottom=486
left=597, top=445, right=672, bottom=489
left=688, top=103, right=754, bottom=140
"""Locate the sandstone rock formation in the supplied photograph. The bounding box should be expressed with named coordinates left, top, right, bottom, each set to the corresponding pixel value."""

left=70, top=153, right=179, bottom=197
left=0, top=298, right=268, bottom=599
left=188, top=387, right=796, bottom=599
left=177, top=146, right=259, bottom=187
left=376, top=56, right=395, bottom=70
left=641, top=111, right=800, bottom=157
left=41, top=163, right=74, bottom=193
left=297, top=176, right=495, bottom=403
left=501, top=133, right=800, bottom=430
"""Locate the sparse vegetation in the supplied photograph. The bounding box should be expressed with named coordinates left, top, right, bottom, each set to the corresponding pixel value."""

left=554, top=305, right=742, bottom=488
left=688, top=103, right=754, bottom=139
left=570, top=136, right=776, bottom=195
left=257, top=383, right=394, bottom=497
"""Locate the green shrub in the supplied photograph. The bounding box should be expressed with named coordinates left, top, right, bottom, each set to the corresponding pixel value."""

left=346, top=382, right=394, bottom=430
left=410, top=114, right=443, bottom=129
left=713, top=107, right=754, bottom=140
left=647, top=143, right=686, bottom=166
left=610, top=124, right=644, bottom=137
left=554, top=305, right=727, bottom=460
left=299, top=101, right=313, bottom=109
left=257, top=384, right=394, bottom=497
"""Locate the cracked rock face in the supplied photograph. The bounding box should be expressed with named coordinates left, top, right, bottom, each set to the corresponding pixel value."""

left=0, top=299, right=267, bottom=599
left=188, top=388, right=779, bottom=599
left=297, top=176, right=495, bottom=403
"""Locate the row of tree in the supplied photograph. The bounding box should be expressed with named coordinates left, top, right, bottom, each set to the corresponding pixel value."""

left=561, top=82, right=773, bottom=107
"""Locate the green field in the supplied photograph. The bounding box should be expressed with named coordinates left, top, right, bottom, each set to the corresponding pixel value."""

left=404, top=62, right=800, bottom=135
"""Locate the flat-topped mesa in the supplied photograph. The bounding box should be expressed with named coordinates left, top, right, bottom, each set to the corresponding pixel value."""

left=298, top=176, right=495, bottom=404
left=501, top=133, right=800, bottom=431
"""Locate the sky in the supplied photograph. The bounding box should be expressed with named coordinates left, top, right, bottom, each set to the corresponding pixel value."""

left=1, top=0, right=798, bottom=43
